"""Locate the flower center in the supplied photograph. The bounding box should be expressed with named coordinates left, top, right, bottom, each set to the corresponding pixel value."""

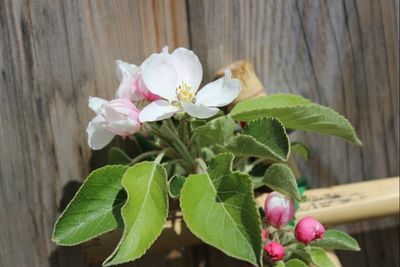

left=176, top=82, right=195, bottom=103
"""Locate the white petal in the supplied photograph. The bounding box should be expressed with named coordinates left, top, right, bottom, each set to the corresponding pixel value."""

left=115, top=60, right=138, bottom=81
left=141, top=52, right=178, bottom=101
left=87, top=115, right=115, bottom=150
left=88, top=97, right=107, bottom=114
left=115, top=60, right=139, bottom=99
left=195, top=70, right=241, bottom=107
left=106, top=119, right=141, bottom=136
left=182, top=102, right=219, bottom=119
left=139, top=100, right=180, bottom=122
left=169, top=48, right=203, bottom=94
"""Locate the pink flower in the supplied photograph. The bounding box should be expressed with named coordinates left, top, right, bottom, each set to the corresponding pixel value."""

left=264, top=242, right=285, bottom=262
left=295, top=216, right=325, bottom=244
left=264, top=192, right=295, bottom=228
left=138, top=47, right=241, bottom=122
left=115, top=60, right=160, bottom=102
left=86, top=97, right=141, bottom=150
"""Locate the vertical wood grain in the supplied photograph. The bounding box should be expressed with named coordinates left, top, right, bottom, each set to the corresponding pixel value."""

left=187, top=0, right=399, bottom=266
left=0, top=1, right=188, bottom=267
left=0, top=0, right=398, bottom=266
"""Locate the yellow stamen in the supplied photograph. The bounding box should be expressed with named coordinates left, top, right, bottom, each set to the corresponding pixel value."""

left=176, top=82, right=195, bottom=103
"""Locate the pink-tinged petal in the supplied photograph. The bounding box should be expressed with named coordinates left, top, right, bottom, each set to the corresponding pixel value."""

left=195, top=70, right=241, bottom=107
left=141, top=52, right=178, bottom=101
left=139, top=100, right=180, bottom=122
left=169, top=47, right=203, bottom=93
left=87, top=115, right=115, bottom=150
left=88, top=97, right=107, bottom=114
left=106, top=119, right=141, bottom=136
left=181, top=102, right=219, bottom=119
left=115, top=60, right=139, bottom=99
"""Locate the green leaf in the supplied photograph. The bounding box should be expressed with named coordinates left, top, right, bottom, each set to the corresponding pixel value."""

left=226, top=117, right=290, bottom=161
left=275, top=261, right=286, bottom=267
left=169, top=175, right=186, bottom=198
left=286, top=259, right=308, bottom=267
left=310, top=247, right=335, bottom=267
left=108, top=147, right=131, bottom=165
left=291, top=142, right=311, bottom=160
left=252, top=176, right=265, bottom=189
left=263, top=163, right=302, bottom=201
left=230, top=94, right=362, bottom=145
left=193, top=115, right=237, bottom=145
left=104, top=162, right=168, bottom=266
left=52, top=165, right=128, bottom=246
left=180, top=153, right=263, bottom=266
left=312, top=229, right=360, bottom=251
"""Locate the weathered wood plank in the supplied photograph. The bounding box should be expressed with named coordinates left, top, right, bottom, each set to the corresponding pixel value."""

left=187, top=0, right=399, bottom=266
left=0, top=1, right=188, bottom=267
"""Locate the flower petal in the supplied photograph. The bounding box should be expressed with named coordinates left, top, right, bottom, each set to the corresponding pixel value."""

left=195, top=70, right=241, bottom=107
left=87, top=115, right=115, bottom=150
left=139, top=100, right=180, bottom=122
left=88, top=97, right=107, bottom=114
left=106, top=119, right=141, bottom=136
left=182, top=102, right=219, bottom=119
left=115, top=60, right=139, bottom=99
left=169, top=48, right=203, bottom=94
left=141, top=52, right=178, bottom=101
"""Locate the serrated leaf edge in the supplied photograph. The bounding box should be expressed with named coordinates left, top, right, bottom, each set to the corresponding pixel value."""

left=103, top=162, right=168, bottom=266
left=231, top=97, right=362, bottom=145
left=51, top=165, right=129, bottom=246
left=180, top=153, right=263, bottom=266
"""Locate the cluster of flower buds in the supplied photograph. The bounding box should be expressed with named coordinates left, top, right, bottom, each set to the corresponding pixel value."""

left=262, top=191, right=325, bottom=263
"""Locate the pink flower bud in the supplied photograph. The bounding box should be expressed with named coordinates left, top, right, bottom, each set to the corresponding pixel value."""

left=295, top=216, right=325, bottom=244
left=87, top=97, right=141, bottom=150
left=264, top=242, right=285, bottom=262
left=262, top=229, right=268, bottom=241
left=264, top=192, right=295, bottom=228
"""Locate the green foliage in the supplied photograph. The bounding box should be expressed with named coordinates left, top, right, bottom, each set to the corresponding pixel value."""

left=312, top=229, right=360, bottom=251
left=193, top=115, right=237, bottom=145
left=104, top=162, right=168, bottom=266
left=262, top=163, right=303, bottom=201
left=180, top=153, right=263, bottom=266
left=291, top=142, right=311, bottom=160
left=52, top=165, right=128, bottom=245
left=285, top=259, right=308, bottom=267
left=226, top=117, right=290, bottom=161
left=230, top=94, right=362, bottom=145
left=169, top=175, right=186, bottom=198
left=108, top=147, right=131, bottom=165
left=309, top=247, right=335, bottom=267
left=275, top=261, right=286, bottom=267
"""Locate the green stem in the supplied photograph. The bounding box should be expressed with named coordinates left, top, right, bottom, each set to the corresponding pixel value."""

left=154, top=151, right=165, bottom=164
left=129, top=150, right=160, bottom=166
left=196, top=158, right=208, bottom=173
left=150, top=122, right=196, bottom=171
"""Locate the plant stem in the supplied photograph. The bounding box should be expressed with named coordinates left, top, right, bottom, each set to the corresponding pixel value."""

left=154, top=151, right=165, bottom=164
left=196, top=158, right=208, bottom=173
left=129, top=150, right=160, bottom=166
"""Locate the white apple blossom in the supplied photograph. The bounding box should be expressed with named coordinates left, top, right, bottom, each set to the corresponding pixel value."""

left=138, top=47, right=241, bottom=122
left=86, top=97, right=141, bottom=150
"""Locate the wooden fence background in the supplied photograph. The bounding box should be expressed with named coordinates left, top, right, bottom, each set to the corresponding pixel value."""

left=0, top=0, right=398, bottom=266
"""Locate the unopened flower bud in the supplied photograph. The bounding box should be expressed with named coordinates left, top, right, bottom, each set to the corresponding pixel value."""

left=264, top=242, right=285, bottom=262
left=261, top=229, right=268, bottom=241
left=295, top=216, right=325, bottom=244
left=264, top=192, right=295, bottom=228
